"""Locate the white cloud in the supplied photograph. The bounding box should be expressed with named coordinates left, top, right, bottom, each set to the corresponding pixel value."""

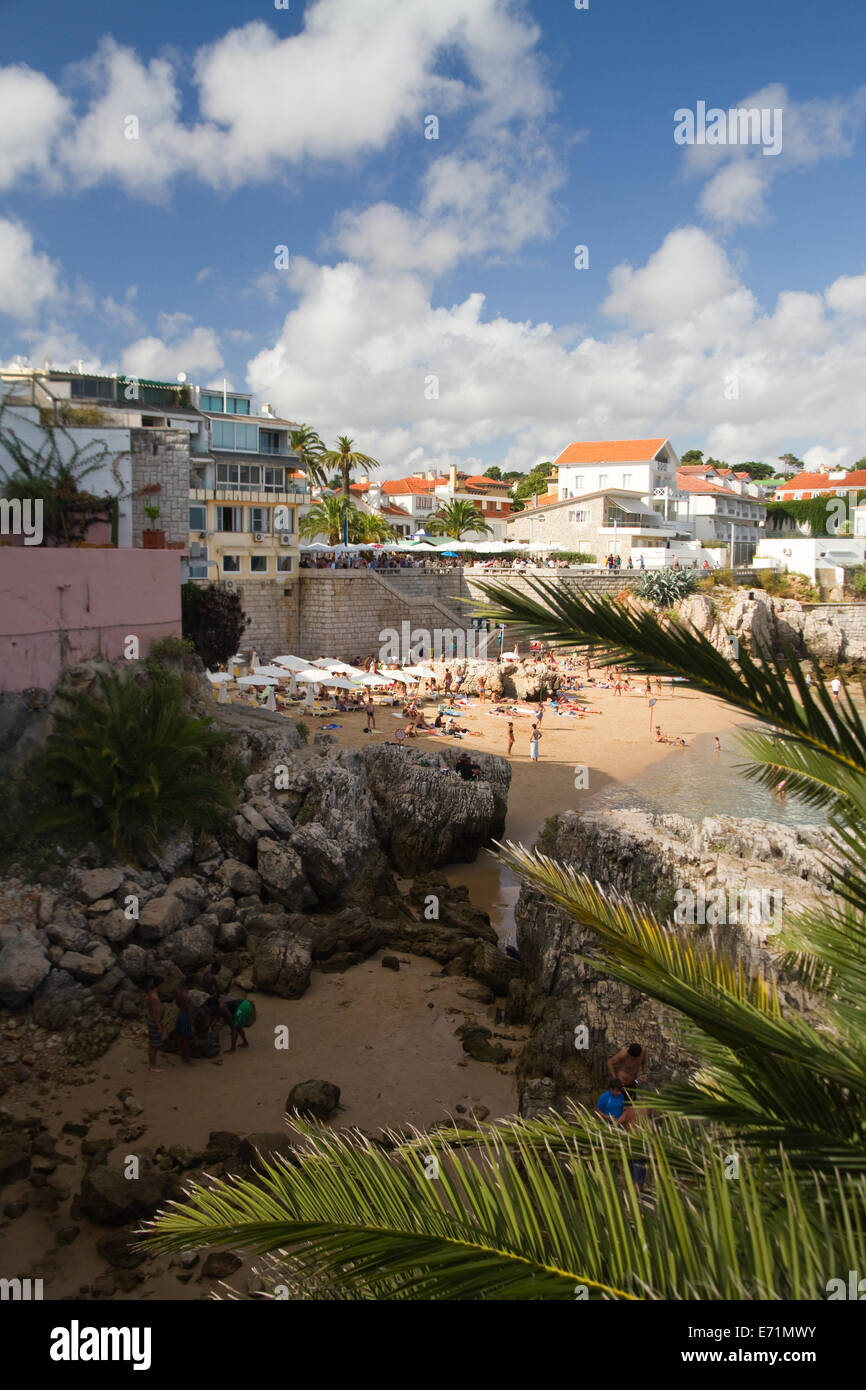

left=0, top=66, right=69, bottom=190
left=602, top=227, right=739, bottom=331
left=121, top=326, right=223, bottom=379
left=245, top=229, right=866, bottom=478
left=0, top=219, right=61, bottom=319
left=682, top=83, right=866, bottom=228
left=825, top=270, right=866, bottom=317
left=0, top=0, right=551, bottom=197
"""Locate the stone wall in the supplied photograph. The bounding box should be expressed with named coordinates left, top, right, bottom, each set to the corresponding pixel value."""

left=130, top=429, right=190, bottom=547
left=214, top=578, right=300, bottom=656
left=800, top=602, right=866, bottom=648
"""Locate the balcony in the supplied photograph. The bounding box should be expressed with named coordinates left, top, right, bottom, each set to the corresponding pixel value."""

left=190, top=486, right=311, bottom=505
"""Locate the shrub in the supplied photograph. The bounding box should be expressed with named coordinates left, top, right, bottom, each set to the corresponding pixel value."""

left=182, top=582, right=247, bottom=670
left=635, top=569, right=698, bottom=607
left=697, top=567, right=735, bottom=590
left=295, top=721, right=310, bottom=744
left=556, top=551, right=596, bottom=564
left=148, top=636, right=195, bottom=664
left=33, top=665, right=240, bottom=858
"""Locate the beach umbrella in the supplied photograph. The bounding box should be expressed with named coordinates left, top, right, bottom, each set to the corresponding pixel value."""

left=321, top=660, right=364, bottom=675
left=264, top=686, right=278, bottom=712
left=237, top=674, right=280, bottom=686
left=319, top=676, right=355, bottom=690
left=401, top=664, right=436, bottom=679
left=300, top=542, right=333, bottom=551
left=217, top=681, right=229, bottom=705
left=294, top=668, right=328, bottom=683
left=272, top=654, right=313, bottom=671
left=206, top=671, right=233, bottom=683
left=255, top=665, right=295, bottom=680
left=358, top=672, right=390, bottom=686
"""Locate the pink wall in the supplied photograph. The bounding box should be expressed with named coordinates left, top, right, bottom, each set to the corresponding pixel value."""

left=0, top=549, right=184, bottom=692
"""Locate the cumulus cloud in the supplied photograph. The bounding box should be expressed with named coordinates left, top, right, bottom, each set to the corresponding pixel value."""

left=0, top=0, right=551, bottom=196
left=245, top=229, right=866, bottom=477
left=0, top=219, right=62, bottom=320
left=682, top=83, right=866, bottom=228
left=121, top=326, right=223, bottom=379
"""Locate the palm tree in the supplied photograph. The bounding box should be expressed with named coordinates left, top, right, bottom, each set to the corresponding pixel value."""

left=145, top=582, right=866, bottom=1298
left=288, top=425, right=325, bottom=490
left=317, top=434, right=380, bottom=502
left=298, top=495, right=354, bottom=547
left=427, top=499, right=493, bottom=541
left=350, top=510, right=396, bottom=544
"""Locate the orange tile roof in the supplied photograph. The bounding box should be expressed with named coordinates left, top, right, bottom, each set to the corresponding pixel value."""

left=381, top=477, right=439, bottom=495
left=775, top=470, right=866, bottom=495
left=675, top=471, right=766, bottom=501
left=554, top=438, right=668, bottom=466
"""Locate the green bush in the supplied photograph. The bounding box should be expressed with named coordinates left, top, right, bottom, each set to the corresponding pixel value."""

left=697, top=567, right=735, bottom=590
left=295, top=721, right=310, bottom=744
left=148, top=636, right=196, bottom=664
left=556, top=551, right=596, bottom=564
left=33, top=665, right=240, bottom=858
left=635, top=569, right=698, bottom=607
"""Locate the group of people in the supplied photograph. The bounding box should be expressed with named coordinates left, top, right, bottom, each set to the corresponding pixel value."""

left=145, top=967, right=255, bottom=1070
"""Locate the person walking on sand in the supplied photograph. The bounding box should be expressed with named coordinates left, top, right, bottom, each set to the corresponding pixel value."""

left=174, top=978, right=195, bottom=1065
left=535, top=702, right=544, bottom=725
left=145, top=977, right=163, bottom=1071
left=364, top=696, right=376, bottom=732
left=529, top=724, right=541, bottom=762
left=506, top=721, right=514, bottom=757
left=831, top=675, right=842, bottom=702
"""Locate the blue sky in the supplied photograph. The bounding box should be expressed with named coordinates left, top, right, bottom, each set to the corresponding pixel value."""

left=1, top=0, right=866, bottom=475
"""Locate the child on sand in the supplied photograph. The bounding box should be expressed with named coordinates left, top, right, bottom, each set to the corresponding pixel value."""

left=506, top=721, right=514, bottom=757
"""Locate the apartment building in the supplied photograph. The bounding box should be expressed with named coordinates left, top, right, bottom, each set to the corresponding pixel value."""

left=189, top=390, right=308, bottom=584
left=351, top=463, right=515, bottom=538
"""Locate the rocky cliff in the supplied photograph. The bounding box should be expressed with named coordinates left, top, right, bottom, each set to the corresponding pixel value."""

left=507, top=808, right=829, bottom=1117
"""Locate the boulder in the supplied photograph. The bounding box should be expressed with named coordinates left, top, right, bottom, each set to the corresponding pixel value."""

left=0, top=1138, right=31, bottom=1187
left=217, top=860, right=262, bottom=898
left=95, top=1230, right=146, bottom=1269
left=58, top=950, right=107, bottom=984
left=77, top=1165, right=170, bottom=1226
left=250, top=933, right=311, bottom=998
left=0, top=931, right=50, bottom=1006
left=469, top=941, right=523, bottom=996
left=160, top=924, right=216, bottom=973
left=217, top=920, right=246, bottom=948
left=91, top=909, right=137, bottom=945
left=119, top=944, right=149, bottom=983
left=290, top=825, right=349, bottom=898
left=74, top=868, right=123, bottom=904
left=138, top=894, right=185, bottom=941
left=201, top=1251, right=242, bottom=1280
left=32, top=969, right=92, bottom=1028
left=250, top=799, right=295, bottom=839
left=46, top=920, right=91, bottom=953
left=286, top=1080, right=340, bottom=1121
left=257, top=839, right=316, bottom=908
left=458, top=1025, right=510, bottom=1064
left=165, top=878, right=208, bottom=917
left=149, top=833, right=194, bottom=877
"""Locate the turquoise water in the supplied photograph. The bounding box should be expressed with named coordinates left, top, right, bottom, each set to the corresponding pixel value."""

left=584, top=730, right=825, bottom=827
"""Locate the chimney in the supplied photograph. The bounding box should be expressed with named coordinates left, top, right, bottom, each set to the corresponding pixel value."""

left=449, top=464, right=457, bottom=491
left=427, top=469, right=436, bottom=481
left=359, top=473, right=369, bottom=487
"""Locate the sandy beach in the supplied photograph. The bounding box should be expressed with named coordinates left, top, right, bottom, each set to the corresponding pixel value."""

left=0, top=668, right=748, bottom=1300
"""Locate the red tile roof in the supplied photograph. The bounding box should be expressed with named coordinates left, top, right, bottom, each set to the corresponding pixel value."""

left=774, top=470, right=866, bottom=496
left=554, top=438, right=668, bottom=466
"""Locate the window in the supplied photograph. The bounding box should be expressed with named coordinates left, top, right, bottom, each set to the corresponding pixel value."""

left=228, top=396, right=250, bottom=415
left=189, top=505, right=206, bottom=531
left=188, top=560, right=209, bottom=580
left=573, top=477, right=584, bottom=490
left=248, top=508, right=269, bottom=533
left=222, top=554, right=241, bottom=574
left=201, top=393, right=224, bottom=412
left=71, top=377, right=114, bottom=400
left=217, top=506, right=243, bottom=532
left=250, top=555, right=268, bottom=574
left=263, top=467, right=286, bottom=492
left=216, top=462, right=263, bottom=489
left=622, top=473, right=632, bottom=489
left=212, top=421, right=258, bottom=451
left=259, top=429, right=281, bottom=454
left=416, top=495, right=433, bottom=509
left=598, top=473, right=608, bottom=488
left=277, top=555, right=293, bottom=573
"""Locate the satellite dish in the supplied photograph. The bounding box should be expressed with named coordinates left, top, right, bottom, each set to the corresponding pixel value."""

left=176, top=372, right=187, bottom=383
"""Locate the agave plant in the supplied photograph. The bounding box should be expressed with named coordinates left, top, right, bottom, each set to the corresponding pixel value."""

left=635, top=567, right=698, bottom=606
left=145, top=578, right=866, bottom=1299
left=35, top=665, right=239, bottom=857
